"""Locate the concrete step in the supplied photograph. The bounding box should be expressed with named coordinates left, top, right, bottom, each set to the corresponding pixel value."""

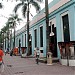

left=52, top=57, right=59, bottom=63
left=39, top=57, right=59, bottom=63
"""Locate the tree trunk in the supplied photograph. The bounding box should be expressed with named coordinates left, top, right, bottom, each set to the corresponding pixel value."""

left=10, top=29, right=12, bottom=50
left=14, top=26, right=15, bottom=48
left=45, top=0, right=50, bottom=57
left=27, top=2, right=29, bottom=56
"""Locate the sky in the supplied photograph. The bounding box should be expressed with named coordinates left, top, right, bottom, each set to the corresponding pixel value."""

left=0, top=0, right=53, bottom=31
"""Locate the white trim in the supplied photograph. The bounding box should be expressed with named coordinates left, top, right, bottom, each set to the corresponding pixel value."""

left=61, top=11, right=68, bottom=16
left=39, top=24, right=43, bottom=27
left=34, top=28, right=37, bottom=31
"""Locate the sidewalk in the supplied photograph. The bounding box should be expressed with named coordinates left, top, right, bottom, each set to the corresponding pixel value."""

left=1, top=54, right=75, bottom=75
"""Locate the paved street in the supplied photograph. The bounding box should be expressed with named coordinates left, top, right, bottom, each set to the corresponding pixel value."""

left=1, top=54, right=75, bottom=75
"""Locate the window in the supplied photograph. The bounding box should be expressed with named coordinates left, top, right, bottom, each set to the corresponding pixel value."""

left=40, top=26, right=43, bottom=47
left=34, top=29, right=37, bottom=47
left=62, top=14, right=70, bottom=42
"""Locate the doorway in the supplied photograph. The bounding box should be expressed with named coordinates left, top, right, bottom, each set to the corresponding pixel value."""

left=29, top=34, right=32, bottom=55
left=49, top=24, right=57, bottom=57
left=62, top=14, right=70, bottom=42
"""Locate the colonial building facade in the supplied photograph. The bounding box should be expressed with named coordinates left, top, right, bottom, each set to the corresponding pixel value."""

left=4, top=0, right=75, bottom=61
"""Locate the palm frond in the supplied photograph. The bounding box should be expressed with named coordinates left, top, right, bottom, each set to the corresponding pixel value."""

left=8, top=17, right=14, bottom=21
left=20, top=0, right=27, bottom=1
left=0, top=3, right=3, bottom=8
left=13, top=2, right=24, bottom=13
left=29, top=12, right=33, bottom=17
left=36, top=0, right=43, bottom=2
left=17, top=18, right=22, bottom=21
left=9, top=23, right=14, bottom=28
left=22, top=3, right=27, bottom=17
left=1, top=27, right=5, bottom=33
left=30, top=1, right=40, bottom=11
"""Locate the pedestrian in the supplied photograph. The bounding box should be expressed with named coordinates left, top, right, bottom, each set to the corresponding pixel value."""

left=5, top=49, right=7, bottom=55
left=7, top=48, right=9, bottom=54
left=0, top=48, right=4, bottom=74
left=10, top=49, right=13, bottom=56
left=36, top=47, right=40, bottom=64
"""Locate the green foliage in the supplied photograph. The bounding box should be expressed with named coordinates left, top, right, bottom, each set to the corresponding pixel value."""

left=8, top=14, right=22, bottom=28
left=0, top=3, right=3, bottom=8
left=14, top=0, right=41, bottom=18
left=0, top=31, right=4, bottom=43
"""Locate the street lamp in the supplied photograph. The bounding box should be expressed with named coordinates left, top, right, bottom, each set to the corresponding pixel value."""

left=49, top=22, right=54, bottom=36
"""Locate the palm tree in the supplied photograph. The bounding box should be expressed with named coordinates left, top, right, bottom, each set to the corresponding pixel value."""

left=5, top=21, right=13, bottom=51
left=7, top=14, right=22, bottom=48
left=36, top=0, right=49, bottom=56
left=0, top=26, right=8, bottom=50
left=14, top=0, right=41, bottom=55
left=44, top=0, right=50, bottom=57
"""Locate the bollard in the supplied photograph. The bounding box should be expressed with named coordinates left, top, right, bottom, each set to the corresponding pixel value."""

left=36, top=47, right=40, bottom=65
left=47, top=52, right=52, bottom=65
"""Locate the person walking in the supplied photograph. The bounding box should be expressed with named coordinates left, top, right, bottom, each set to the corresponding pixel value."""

left=0, top=48, right=4, bottom=74
left=4, top=49, right=7, bottom=55
left=36, top=47, right=40, bottom=64
left=10, top=49, right=13, bottom=56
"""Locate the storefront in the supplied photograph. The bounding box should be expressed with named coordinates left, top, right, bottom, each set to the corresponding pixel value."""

left=58, top=41, right=75, bottom=66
